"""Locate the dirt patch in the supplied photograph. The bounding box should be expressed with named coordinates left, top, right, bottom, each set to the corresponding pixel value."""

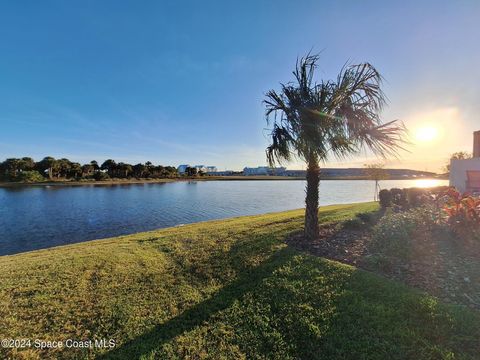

left=287, top=226, right=372, bottom=266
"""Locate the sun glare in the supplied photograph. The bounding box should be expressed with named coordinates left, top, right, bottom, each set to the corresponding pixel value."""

left=412, top=179, right=443, bottom=188
left=415, top=126, right=438, bottom=142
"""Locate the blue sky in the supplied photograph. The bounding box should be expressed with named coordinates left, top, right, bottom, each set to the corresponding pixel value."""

left=0, top=1, right=479, bottom=171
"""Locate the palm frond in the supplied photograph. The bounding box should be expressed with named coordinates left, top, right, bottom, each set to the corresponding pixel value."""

left=263, top=53, right=407, bottom=166
left=266, top=124, right=295, bottom=167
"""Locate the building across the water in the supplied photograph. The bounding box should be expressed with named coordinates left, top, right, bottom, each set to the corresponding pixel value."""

left=243, top=166, right=286, bottom=176
left=450, top=131, right=480, bottom=193
left=177, top=164, right=190, bottom=174
left=179, top=163, right=439, bottom=179
left=193, top=165, right=217, bottom=173
left=209, top=170, right=235, bottom=176
left=241, top=167, right=436, bottom=179
left=177, top=164, right=218, bottom=174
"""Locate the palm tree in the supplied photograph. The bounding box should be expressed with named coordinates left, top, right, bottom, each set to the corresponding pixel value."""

left=264, top=54, right=406, bottom=240
left=58, top=158, right=72, bottom=178
left=90, top=160, right=100, bottom=173
left=20, top=157, right=35, bottom=171
left=101, top=159, right=117, bottom=177
left=145, top=161, right=153, bottom=177
left=69, top=162, right=82, bottom=179
left=2, top=158, right=21, bottom=179
left=133, top=163, right=147, bottom=178
left=117, top=162, right=133, bottom=178
left=82, top=164, right=94, bottom=177
left=37, top=157, right=58, bottom=179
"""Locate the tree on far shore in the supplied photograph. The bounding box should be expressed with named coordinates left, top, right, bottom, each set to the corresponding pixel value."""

left=0, top=157, right=178, bottom=182
left=364, top=162, right=389, bottom=201
left=36, top=157, right=58, bottom=179
left=185, top=166, right=198, bottom=177
left=264, top=53, right=406, bottom=241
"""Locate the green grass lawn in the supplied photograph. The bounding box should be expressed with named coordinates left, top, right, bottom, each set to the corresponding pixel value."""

left=1, top=203, right=479, bottom=359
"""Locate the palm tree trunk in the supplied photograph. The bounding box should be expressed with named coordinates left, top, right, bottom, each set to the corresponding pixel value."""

left=305, top=155, right=320, bottom=240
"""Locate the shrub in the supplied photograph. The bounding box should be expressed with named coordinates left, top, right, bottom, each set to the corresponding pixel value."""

left=379, top=189, right=392, bottom=208
left=371, top=211, right=413, bottom=257
left=16, top=170, right=44, bottom=183
left=390, top=188, right=408, bottom=208
left=379, top=188, right=408, bottom=209
left=342, top=217, right=365, bottom=230
left=379, top=186, right=451, bottom=210
left=94, top=172, right=110, bottom=181
left=363, top=254, right=394, bottom=272
left=441, top=189, right=480, bottom=242
left=371, top=208, right=436, bottom=258
left=405, top=188, right=429, bottom=207
left=356, top=211, right=378, bottom=226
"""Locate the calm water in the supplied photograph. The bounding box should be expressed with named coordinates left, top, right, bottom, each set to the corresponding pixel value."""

left=0, top=179, right=448, bottom=256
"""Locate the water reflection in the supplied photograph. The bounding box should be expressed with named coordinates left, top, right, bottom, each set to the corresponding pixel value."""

left=0, top=179, right=448, bottom=256
left=410, top=179, right=447, bottom=188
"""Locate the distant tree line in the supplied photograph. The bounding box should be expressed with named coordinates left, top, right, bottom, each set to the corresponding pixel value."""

left=0, top=157, right=178, bottom=182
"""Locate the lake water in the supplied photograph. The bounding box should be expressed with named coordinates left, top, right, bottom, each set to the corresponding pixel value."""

left=0, top=179, right=448, bottom=256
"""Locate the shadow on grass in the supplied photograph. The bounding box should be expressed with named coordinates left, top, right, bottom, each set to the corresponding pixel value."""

left=98, top=246, right=296, bottom=359
left=101, top=253, right=480, bottom=359
left=96, top=204, right=381, bottom=359
left=98, top=231, right=480, bottom=358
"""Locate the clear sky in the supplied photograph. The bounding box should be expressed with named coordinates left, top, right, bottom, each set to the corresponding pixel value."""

left=0, top=1, right=479, bottom=172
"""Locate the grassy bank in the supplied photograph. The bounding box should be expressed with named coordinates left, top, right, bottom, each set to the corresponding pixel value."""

left=1, top=203, right=479, bottom=359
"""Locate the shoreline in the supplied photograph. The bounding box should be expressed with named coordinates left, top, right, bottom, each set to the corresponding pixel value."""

left=0, top=176, right=304, bottom=187
left=0, top=175, right=445, bottom=188
left=2, top=202, right=375, bottom=258
left=0, top=203, right=364, bottom=258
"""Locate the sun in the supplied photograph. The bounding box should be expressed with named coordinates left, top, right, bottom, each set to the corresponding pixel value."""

left=415, top=125, right=438, bottom=142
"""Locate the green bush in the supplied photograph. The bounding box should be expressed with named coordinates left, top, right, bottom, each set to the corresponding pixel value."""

left=379, top=189, right=392, bottom=208
left=94, top=171, right=110, bottom=181
left=378, top=186, right=450, bottom=210
left=371, top=208, right=436, bottom=258
left=16, top=170, right=44, bottom=183
left=405, top=188, right=429, bottom=207
left=390, top=188, right=408, bottom=208
left=372, top=211, right=413, bottom=257
left=342, top=217, right=365, bottom=230
left=363, top=254, right=394, bottom=272
left=356, top=211, right=378, bottom=226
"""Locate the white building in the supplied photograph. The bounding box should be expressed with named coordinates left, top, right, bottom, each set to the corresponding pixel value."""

left=205, top=166, right=218, bottom=173
left=209, top=170, right=234, bottom=176
left=243, top=166, right=269, bottom=175
left=194, top=165, right=217, bottom=173
left=177, top=164, right=218, bottom=174
left=177, top=164, right=191, bottom=174
left=192, top=165, right=205, bottom=173
left=449, top=131, right=480, bottom=193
